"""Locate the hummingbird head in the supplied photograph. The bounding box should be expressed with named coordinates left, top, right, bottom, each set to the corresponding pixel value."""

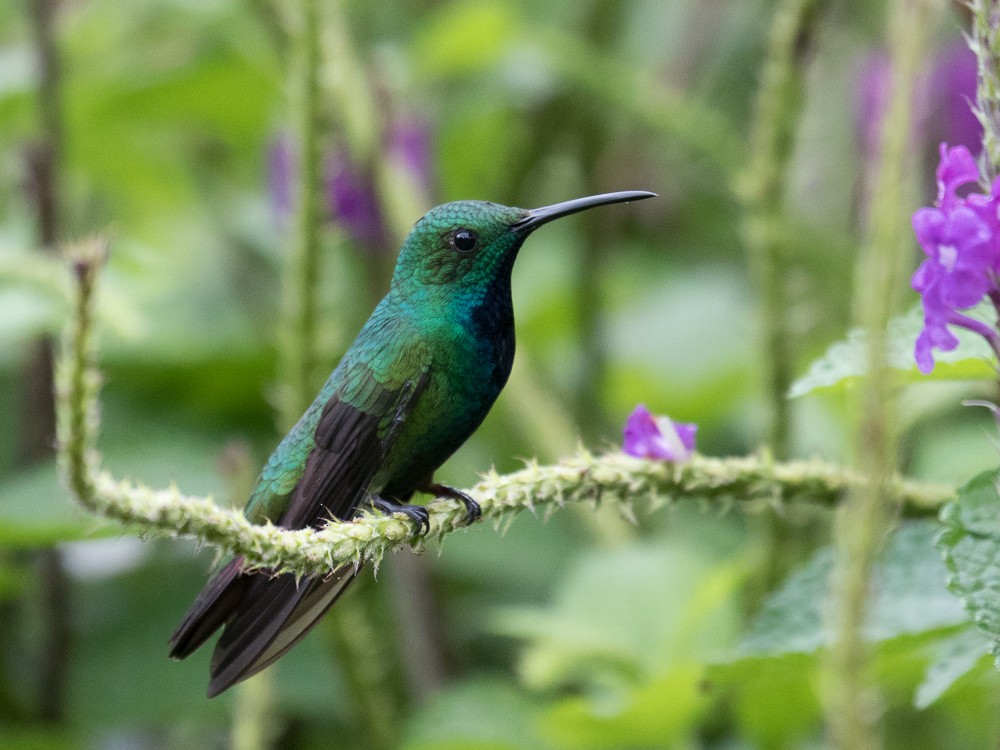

left=390, top=191, right=656, bottom=294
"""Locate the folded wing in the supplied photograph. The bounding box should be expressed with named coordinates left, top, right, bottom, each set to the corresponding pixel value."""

left=169, top=364, right=427, bottom=697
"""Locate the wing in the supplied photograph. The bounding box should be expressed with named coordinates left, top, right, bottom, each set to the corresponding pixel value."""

left=168, top=556, right=247, bottom=660
left=170, top=356, right=429, bottom=696
left=277, top=375, right=411, bottom=530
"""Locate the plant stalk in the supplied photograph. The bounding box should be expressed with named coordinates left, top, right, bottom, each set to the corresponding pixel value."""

left=823, top=1, right=933, bottom=748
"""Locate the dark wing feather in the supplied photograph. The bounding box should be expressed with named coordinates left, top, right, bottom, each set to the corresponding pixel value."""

left=206, top=566, right=357, bottom=697
left=168, top=556, right=247, bottom=659
left=279, top=381, right=400, bottom=529
left=171, top=365, right=427, bottom=696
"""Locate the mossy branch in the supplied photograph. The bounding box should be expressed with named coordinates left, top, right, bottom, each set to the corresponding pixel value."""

left=56, top=241, right=954, bottom=580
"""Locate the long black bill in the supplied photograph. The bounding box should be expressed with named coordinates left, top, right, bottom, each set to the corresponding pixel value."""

left=512, top=190, right=656, bottom=233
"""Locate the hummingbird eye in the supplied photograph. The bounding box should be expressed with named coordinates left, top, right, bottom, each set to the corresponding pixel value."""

left=452, top=229, right=477, bottom=253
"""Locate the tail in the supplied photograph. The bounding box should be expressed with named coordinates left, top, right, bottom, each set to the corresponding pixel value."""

left=169, top=557, right=361, bottom=698
left=169, top=556, right=247, bottom=660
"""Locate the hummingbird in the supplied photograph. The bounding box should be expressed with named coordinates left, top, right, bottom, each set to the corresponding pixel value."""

left=168, top=190, right=655, bottom=697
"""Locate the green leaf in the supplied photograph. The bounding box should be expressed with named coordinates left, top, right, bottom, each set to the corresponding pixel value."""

left=493, top=536, right=744, bottom=689
left=68, top=547, right=231, bottom=728
left=0, top=460, right=99, bottom=547
left=540, top=666, right=708, bottom=750
left=439, top=106, right=531, bottom=202
left=0, top=428, right=225, bottom=547
left=604, top=265, right=758, bottom=422
left=402, top=678, right=556, bottom=750
left=914, top=626, right=989, bottom=709
left=0, top=246, right=145, bottom=363
left=709, top=654, right=820, bottom=747
left=0, top=249, right=70, bottom=355
left=739, top=521, right=967, bottom=657
left=938, top=469, right=1000, bottom=668
left=0, top=560, right=30, bottom=602
left=411, top=0, right=519, bottom=80
left=0, top=728, right=78, bottom=750
left=789, top=307, right=996, bottom=398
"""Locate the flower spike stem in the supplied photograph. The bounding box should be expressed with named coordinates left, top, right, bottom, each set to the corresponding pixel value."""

left=56, top=248, right=954, bottom=580
left=740, top=0, right=824, bottom=458
left=276, top=0, right=323, bottom=427
left=57, top=239, right=107, bottom=519
left=970, top=0, right=1000, bottom=181
left=825, top=1, right=933, bottom=749
left=275, top=3, right=400, bottom=748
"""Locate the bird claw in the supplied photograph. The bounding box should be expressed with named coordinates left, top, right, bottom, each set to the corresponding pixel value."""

left=372, top=496, right=430, bottom=535
left=427, top=483, right=481, bottom=525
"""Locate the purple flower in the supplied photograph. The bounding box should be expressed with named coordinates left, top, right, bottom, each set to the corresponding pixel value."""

left=387, top=118, right=434, bottom=194
left=267, top=116, right=436, bottom=251
left=933, top=141, right=980, bottom=208
left=325, top=151, right=387, bottom=250
left=325, top=117, right=436, bottom=252
left=856, top=41, right=981, bottom=160
left=622, top=405, right=697, bottom=461
left=927, top=41, right=982, bottom=156
left=912, top=144, right=1000, bottom=372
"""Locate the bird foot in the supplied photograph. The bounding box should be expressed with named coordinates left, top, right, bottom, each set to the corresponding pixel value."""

left=426, top=483, right=481, bottom=525
left=372, top=496, right=430, bottom=535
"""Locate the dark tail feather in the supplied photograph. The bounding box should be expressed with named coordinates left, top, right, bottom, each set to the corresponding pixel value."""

left=206, top=564, right=361, bottom=698
left=169, top=556, right=247, bottom=660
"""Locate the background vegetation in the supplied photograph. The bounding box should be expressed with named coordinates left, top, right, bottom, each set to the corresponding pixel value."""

left=2, top=0, right=998, bottom=748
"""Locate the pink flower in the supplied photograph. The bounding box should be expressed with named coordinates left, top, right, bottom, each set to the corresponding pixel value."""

left=622, top=405, right=697, bottom=461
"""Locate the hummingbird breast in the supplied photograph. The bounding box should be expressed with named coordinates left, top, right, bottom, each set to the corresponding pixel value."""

left=377, top=284, right=515, bottom=498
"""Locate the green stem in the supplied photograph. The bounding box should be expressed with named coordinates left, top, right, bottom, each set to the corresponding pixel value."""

left=278, top=0, right=322, bottom=427
left=534, top=30, right=742, bottom=172
left=574, top=127, right=613, bottom=445
left=971, top=0, right=1000, bottom=181
left=230, top=672, right=277, bottom=750
left=823, top=2, right=932, bottom=748
left=231, top=0, right=324, bottom=742
left=740, top=0, right=823, bottom=458
left=281, top=3, right=400, bottom=744
left=22, top=0, right=70, bottom=726
left=325, top=596, right=398, bottom=750
left=58, top=241, right=104, bottom=532
left=739, top=0, right=825, bottom=620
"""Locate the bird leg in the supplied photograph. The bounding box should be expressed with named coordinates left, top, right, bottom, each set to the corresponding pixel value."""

left=425, top=483, right=481, bottom=525
left=371, top=495, right=430, bottom=535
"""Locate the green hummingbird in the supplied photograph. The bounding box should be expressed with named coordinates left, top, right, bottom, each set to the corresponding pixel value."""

left=169, top=190, right=655, bottom=697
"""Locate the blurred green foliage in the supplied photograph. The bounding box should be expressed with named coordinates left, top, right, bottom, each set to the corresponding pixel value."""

left=3, top=0, right=1000, bottom=748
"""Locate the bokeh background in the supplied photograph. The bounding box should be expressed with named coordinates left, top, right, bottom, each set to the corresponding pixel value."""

left=3, top=0, right=1000, bottom=748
